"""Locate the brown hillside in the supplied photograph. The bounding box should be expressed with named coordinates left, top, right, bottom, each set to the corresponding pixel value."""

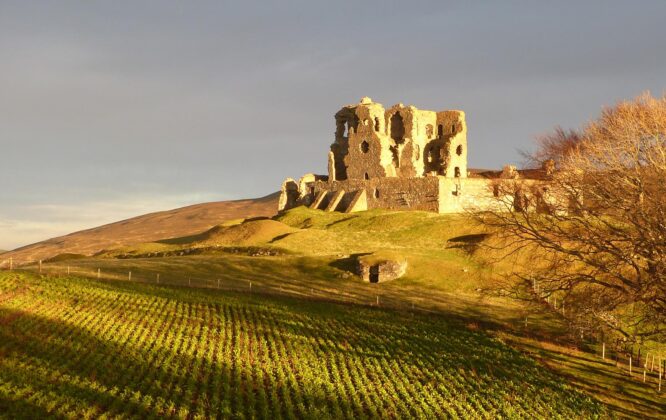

left=5, top=193, right=279, bottom=264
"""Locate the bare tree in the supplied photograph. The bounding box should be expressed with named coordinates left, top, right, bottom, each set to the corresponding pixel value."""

left=478, top=93, right=666, bottom=342
left=520, top=126, right=582, bottom=168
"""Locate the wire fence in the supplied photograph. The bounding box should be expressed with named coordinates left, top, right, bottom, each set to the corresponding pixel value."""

left=14, top=260, right=436, bottom=316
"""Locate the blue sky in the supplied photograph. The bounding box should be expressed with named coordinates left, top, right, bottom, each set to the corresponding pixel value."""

left=1, top=0, right=665, bottom=249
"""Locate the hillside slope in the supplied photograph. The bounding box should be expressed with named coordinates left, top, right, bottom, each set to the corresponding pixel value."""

left=4, top=192, right=279, bottom=264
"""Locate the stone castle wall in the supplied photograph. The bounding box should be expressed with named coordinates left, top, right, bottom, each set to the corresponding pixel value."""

left=312, top=177, right=441, bottom=213
left=330, top=97, right=467, bottom=182
left=279, top=97, right=547, bottom=215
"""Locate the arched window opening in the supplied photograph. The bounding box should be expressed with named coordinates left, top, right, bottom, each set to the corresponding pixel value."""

left=360, top=140, right=370, bottom=153
left=364, top=172, right=370, bottom=180
left=336, top=119, right=347, bottom=137
left=452, top=124, right=456, bottom=134
left=390, top=113, right=405, bottom=144
left=373, top=188, right=379, bottom=199
left=374, top=117, right=380, bottom=132
left=437, top=124, right=443, bottom=138
left=347, top=121, right=355, bottom=135
left=454, top=167, right=461, bottom=178
left=456, top=145, right=463, bottom=156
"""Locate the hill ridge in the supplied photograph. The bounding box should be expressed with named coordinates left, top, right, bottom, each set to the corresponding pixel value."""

left=4, top=192, right=279, bottom=264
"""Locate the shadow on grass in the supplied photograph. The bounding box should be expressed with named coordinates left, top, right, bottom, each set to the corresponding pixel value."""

left=506, top=337, right=666, bottom=418
left=328, top=253, right=371, bottom=273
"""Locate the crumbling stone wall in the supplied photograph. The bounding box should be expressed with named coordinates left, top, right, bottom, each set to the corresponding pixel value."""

left=438, top=178, right=499, bottom=213
left=435, top=110, right=467, bottom=179
left=278, top=178, right=299, bottom=212
left=331, top=97, right=466, bottom=182
left=279, top=97, right=547, bottom=216
left=358, top=258, right=408, bottom=283
left=311, top=176, right=440, bottom=213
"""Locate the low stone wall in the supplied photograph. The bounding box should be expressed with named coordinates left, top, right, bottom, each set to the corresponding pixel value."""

left=283, top=174, right=539, bottom=214
left=438, top=178, right=499, bottom=213
left=312, top=176, right=440, bottom=212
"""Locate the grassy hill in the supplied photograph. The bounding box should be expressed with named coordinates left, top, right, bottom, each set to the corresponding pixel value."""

left=38, top=207, right=514, bottom=322
left=3, top=193, right=279, bottom=265
left=0, top=272, right=604, bottom=418
left=13, top=206, right=666, bottom=417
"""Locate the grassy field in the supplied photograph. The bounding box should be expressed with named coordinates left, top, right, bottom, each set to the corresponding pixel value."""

left=0, top=272, right=604, bottom=419
left=13, top=207, right=666, bottom=417
left=29, top=208, right=566, bottom=332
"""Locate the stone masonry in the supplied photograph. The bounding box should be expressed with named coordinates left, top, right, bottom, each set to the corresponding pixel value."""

left=279, top=97, right=548, bottom=214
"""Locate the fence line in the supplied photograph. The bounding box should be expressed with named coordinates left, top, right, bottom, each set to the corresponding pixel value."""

left=18, top=263, right=428, bottom=316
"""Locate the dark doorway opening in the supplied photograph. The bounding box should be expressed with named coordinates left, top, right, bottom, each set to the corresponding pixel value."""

left=369, top=266, right=380, bottom=283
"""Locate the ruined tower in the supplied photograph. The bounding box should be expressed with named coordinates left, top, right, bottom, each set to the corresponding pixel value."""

left=280, top=97, right=532, bottom=214
left=329, top=97, right=468, bottom=181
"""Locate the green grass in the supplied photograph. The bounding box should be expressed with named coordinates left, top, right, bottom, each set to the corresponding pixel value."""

left=502, top=334, right=666, bottom=419
left=17, top=207, right=666, bottom=417
left=37, top=254, right=522, bottom=327
left=0, top=271, right=604, bottom=419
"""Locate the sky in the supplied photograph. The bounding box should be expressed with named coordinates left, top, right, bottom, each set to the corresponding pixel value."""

left=1, top=1, right=665, bottom=250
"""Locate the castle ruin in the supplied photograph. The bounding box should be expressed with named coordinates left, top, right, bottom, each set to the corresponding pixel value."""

left=279, top=97, right=547, bottom=214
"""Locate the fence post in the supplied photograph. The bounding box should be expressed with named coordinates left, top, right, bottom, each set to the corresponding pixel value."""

left=97, top=268, right=100, bottom=279
left=602, top=342, right=605, bottom=360
left=188, top=278, right=191, bottom=286
left=39, top=260, right=42, bottom=274
left=376, top=295, right=379, bottom=306
left=217, top=279, right=220, bottom=289
left=67, top=265, right=70, bottom=275
left=128, top=271, right=132, bottom=281
left=249, top=281, right=252, bottom=291
left=9, top=257, right=12, bottom=271
left=629, top=356, right=632, bottom=375
left=156, top=273, right=160, bottom=284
